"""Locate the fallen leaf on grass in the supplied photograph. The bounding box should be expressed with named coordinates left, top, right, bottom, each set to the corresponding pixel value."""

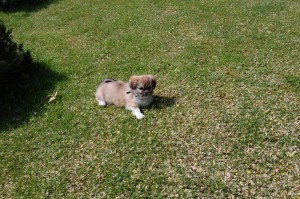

left=48, top=91, right=58, bottom=103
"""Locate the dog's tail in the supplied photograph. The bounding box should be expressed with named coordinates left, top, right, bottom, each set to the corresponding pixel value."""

left=100, top=78, right=116, bottom=85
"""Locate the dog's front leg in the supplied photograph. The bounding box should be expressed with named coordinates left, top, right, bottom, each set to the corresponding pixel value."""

left=126, top=107, right=144, bottom=119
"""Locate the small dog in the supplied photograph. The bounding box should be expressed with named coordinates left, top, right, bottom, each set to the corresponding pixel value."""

left=95, top=75, right=156, bottom=119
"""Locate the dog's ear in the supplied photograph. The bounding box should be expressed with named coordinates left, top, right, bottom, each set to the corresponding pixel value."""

left=129, top=76, right=139, bottom=89
left=149, top=75, right=156, bottom=89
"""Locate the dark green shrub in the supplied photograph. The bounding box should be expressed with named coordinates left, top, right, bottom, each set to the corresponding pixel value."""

left=0, top=0, right=37, bottom=9
left=0, top=20, right=33, bottom=82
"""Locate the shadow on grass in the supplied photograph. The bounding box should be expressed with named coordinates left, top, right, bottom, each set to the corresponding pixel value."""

left=285, top=75, right=300, bottom=91
left=150, top=95, right=177, bottom=109
left=0, top=62, right=66, bottom=132
left=1, top=0, right=60, bottom=12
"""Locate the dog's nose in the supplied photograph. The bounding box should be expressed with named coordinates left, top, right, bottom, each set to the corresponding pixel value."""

left=144, top=90, right=150, bottom=95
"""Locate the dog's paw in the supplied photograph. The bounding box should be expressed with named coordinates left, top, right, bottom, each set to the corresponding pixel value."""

left=135, top=113, right=145, bottom=119
left=98, top=100, right=106, bottom=106
left=130, top=108, right=145, bottom=119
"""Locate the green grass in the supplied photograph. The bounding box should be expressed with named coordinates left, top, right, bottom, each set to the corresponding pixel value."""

left=1, top=0, right=299, bottom=197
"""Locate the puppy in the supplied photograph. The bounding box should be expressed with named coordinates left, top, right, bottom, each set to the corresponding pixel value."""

left=95, top=75, right=156, bottom=119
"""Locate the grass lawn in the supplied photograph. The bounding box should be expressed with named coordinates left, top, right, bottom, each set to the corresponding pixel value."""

left=1, top=0, right=299, bottom=197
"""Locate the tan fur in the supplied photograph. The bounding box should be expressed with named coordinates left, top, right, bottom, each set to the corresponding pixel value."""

left=95, top=75, right=156, bottom=119
left=129, top=75, right=156, bottom=90
left=95, top=80, right=128, bottom=107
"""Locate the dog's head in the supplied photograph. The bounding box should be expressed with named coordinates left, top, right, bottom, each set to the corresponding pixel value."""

left=129, top=75, right=156, bottom=97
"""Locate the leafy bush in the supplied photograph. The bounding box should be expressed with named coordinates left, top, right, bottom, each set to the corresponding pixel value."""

left=0, top=19, right=33, bottom=82
left=0, top=0, right=36, bottom=9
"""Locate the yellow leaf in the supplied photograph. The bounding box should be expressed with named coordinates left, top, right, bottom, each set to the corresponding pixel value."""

left=48, top=91, right=58, bottom=103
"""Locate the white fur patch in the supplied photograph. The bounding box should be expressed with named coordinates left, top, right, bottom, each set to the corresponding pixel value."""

left=136, top=95, right=153, bottom=107
left=131, top=108, right=145, bottom=119
left=98, top=101, right=106, bottom=106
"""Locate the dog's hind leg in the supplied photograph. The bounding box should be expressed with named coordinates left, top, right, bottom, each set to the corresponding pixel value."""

left=95, top=89, right=107, bottom=106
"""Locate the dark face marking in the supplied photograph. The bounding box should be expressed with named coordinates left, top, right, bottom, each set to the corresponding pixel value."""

left=129, top=75, right=156, bottom=97
left=134, top=85, right=154, bottom=97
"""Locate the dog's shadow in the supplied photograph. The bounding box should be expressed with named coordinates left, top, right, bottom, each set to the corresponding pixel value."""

left=149, top=95, right=177, bottom=109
